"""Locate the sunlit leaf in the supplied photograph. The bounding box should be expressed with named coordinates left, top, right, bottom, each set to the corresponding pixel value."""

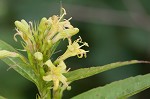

left=72, top=73, right=150, bottom=99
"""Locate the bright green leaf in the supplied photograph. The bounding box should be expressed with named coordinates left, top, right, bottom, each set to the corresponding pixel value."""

left=0, top=40, right=38, bottom=84
left=72, top=73, right=150, bottom=99
left=0, top=96, right=6, bottom=99
left=65, top=60, right=146, bottom=82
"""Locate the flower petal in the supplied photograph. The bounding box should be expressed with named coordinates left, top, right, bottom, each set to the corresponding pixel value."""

left=43, top=74, right=52, bottom=81
left=45, top=60, right=55, bottom=69
left=58, top=61, right=67, bottom=73
left=58, top=74, right=68, bottom=87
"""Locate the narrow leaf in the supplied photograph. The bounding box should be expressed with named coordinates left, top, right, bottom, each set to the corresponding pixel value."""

left=65, top=60, right=146, bottom=82
left=0, top=40, right=38, bottom=84
left=51, top=40, right=61, bottom=56
left=71, top=73, right=150, bottom=99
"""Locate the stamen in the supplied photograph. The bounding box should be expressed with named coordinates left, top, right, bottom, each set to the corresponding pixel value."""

left=58, top=8, right=67, bottom=22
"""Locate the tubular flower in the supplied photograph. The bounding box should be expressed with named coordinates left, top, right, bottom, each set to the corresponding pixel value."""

left=43, top=60, right=68, bottom=90
left=55, top=37, right=89, bottom=63
left=52, top=28, right=79, bottom=43
left=14, top=20, right=36, bottom=53
left=47, top=8, right=79, bottom=42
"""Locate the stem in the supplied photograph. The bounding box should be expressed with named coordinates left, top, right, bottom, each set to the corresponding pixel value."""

left=53, top=89, right=62, bottom=99
left=38, top=84, right=51, bottom=99
left=52, top=85, right=67, bottom=99
left=40, top=89, right=51, bottom=99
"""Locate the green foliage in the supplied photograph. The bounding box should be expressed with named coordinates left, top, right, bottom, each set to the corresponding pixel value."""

left=65, top=60, right=142, bottom=82
left=0, top=40, right=38, bottom=84
left=72, top=73, right=150, bottom=99
left=0, top=96, right=6, bottom=99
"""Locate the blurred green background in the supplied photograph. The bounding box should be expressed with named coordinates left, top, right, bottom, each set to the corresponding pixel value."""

left=0, top=0, right=150, bottom=99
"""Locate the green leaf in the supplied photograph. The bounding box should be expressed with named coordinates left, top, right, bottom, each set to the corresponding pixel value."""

left=0, top=40, right=38, bottom=84
left=65, top=60, right=146, bottom=82
left=0, top=96, right=6, bottom=99
left=50, top=40, right=61, bottom=57
left=71, top=73, right=150, bottom=99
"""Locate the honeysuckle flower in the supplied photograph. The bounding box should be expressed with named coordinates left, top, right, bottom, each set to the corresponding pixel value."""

left=38, top=17, right=49, bottom=33
left=43, top=60, right=68, bottom=90
left=50, top=15, right=59, bottom=32
left=14, top=20, right=35, bottom=42
left=55, top=37, right=89, bottom=63
left=14, top=20, right=36, bottom=53
left=59, top=18, right=73, bottom=30
left=14, top=19, right=29, bottom=34
left=46, top=8, right=78, bottom=43
left=45, top=15, right=60, bottom=40
left=52, top=28, right=79, bottom=43
left=34, top=52, right=43, bottom=61
left=14, top=8, right=79, bottom=55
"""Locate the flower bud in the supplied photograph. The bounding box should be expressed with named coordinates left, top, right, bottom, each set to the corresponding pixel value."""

left=34, top=52, right=43, bottom=61
left=21, top=19, right=29, bottom=27
left=67, top=86, right=71, bottom=90
left=15, top=20, right=29, bottom=34
left=52, top=28, right=79, bottom=43
left=38, top=17, right=48, bottom=33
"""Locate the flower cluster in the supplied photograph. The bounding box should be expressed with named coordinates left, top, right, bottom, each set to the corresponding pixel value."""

left=14, top=8, right=89, bottom=91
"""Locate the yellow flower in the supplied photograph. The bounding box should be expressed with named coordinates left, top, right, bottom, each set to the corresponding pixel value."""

left=46, top=8, right=79, bottom=43
left=46, top=15, right=60, bottom=40
left=43, top=60, right=68, bottom=90
left=55, top=37, right=89, bottom=63
left=52, top=28, right=79, bottom=43
left=14, top=20, right=35, bottom=52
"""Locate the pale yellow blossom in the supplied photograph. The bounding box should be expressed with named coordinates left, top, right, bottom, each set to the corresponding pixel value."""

left=55, top=37, right=89, bottom=63
left=43, top=60, right=68, bottom=90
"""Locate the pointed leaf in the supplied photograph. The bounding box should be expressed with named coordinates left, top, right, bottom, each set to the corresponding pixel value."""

left=72, top=73, right=150, bottom=99
left=0, top=40, right=38, bottom=84
left=51, top=40, right=61, bottom=56
left=65, top=60, right=146, bottom=82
